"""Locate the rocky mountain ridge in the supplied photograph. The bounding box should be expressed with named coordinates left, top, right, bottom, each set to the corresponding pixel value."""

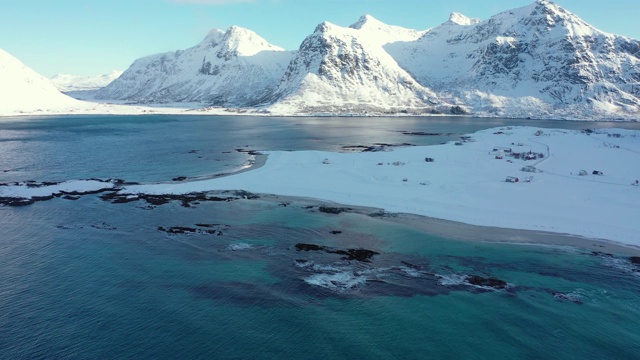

left=387, top=0, right=640, bottom=119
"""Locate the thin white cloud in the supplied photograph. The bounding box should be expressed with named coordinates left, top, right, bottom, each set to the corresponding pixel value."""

left=170, top=0, right=256, bottom=4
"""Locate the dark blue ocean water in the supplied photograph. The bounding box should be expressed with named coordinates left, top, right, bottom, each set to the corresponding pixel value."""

left=1, top=115, right=639, bottom=359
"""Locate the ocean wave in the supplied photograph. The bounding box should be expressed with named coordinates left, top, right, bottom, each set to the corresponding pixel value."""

left=601, top=257, right=640, bottom=277
left=228, top=243, right=253, bottom=251
left=435, top=273, right=469, bottom=287
left=398, top=265, right=423, bottom=278
left=304, top=272, right=367, bottom=291
left=553, top=290, right=584, bottom=304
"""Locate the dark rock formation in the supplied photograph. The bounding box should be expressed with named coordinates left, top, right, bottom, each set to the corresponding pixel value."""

left=318, top=206, right=351, bottom=214
left=465, top=275, right=508, bottom=289
left=295, top=243, right=326, bottom=252
left=328, top=248, right=379, bottom=262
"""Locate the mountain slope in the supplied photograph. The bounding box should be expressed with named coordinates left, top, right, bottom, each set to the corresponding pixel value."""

left=51, top=71, right=123, bottom=92
left=0, top=48, right=85, bottom=114
left=387, top=0, right=640, bottom=119
left=94, top=27, right=293, bottom=106
left=265, top=19, right=452, bottom=115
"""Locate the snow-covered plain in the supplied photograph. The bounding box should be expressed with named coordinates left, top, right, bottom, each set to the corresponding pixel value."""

left=115, top=126, right=640, bottom=247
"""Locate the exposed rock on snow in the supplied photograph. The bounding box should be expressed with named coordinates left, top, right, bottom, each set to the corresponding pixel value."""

left=265, top=20, right=453, bottom=115
left=387, top=0, right=640, bottom=119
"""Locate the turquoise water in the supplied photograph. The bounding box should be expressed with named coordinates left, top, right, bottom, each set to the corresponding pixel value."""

left=1, top=115, right=639, bottom=359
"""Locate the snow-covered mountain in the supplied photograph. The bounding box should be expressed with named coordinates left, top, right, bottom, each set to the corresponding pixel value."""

left=387, top=0, right=640, bottom=119
left=265, top=18, right=453, bottom=115
left=51, top=71, right=123, bottom=92
left=36, top=0, right=638, bottom=120
left=94, top=27, right=293, bottom=106
left=0, top=48, right=85, bottom=114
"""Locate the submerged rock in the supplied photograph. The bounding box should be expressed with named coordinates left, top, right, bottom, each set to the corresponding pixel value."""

left=234, top=190, right=260, bottom=199
left=295, top=243, right=379, bottom=262
left=158, top=224, right=225, bottom=236
left=318, top=206, right=351, bottom=214
left=295, top=243, right=326, bottom=252
left=328, top=248, right=379, bottom=262
left=553, top=292, right=583, bottom=304
left=590, top=251, right=614, bottom=258
left=465, top=275, right=508, bottom=289
left=0, top=197, right=35, bottom=206
left=101, top=191, right=233, bottom=207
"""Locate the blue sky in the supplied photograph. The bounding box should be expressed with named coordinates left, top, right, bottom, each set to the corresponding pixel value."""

left=1, top=0, right=639, bottom=77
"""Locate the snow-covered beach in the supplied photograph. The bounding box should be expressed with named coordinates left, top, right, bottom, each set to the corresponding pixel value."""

left=2, top=125, right=638, bottom=249
left=115, top=126, right=639, bottom=248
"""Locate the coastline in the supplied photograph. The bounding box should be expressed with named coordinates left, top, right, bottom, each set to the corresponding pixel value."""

left=157, top=152, right=640, bottom=254
left=257, top=193, right=640, bottom=256
left=121, top=125, right=640, bottom=250
left=3, top=125, right=638, bottom=253
left=188, top=153, right=640, bottom=254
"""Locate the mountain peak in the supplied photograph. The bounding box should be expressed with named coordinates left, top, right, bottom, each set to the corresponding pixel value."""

left=216, top=25, right=284, bottom=57
left=313, top=21, right=342, bottom=35
left=200, top=28, right=225, bottom=48
left=448, top=12, right=481, bottom=26
left=349, top=14, right=384, bottom=30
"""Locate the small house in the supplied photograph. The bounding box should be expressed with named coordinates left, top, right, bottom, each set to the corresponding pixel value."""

left=592, top=170, right=604, bottom=175
left=579, top=170, right=588, bottom=176
left=506, top=176, right=519, bottom=183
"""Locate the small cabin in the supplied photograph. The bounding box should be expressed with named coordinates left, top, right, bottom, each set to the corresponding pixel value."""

left=592, top=170, right=604, bottom=176
left=322, top=158, right=330, bottom=164
left=578, top=170, right=588, bottom=176
left=506, top=176, right=519, bottom=183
